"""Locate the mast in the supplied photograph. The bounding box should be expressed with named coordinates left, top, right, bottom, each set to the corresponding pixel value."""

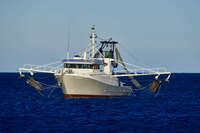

left=66, top=24, right=70, bottom=59
left=90, top=25, right=97, bottom=58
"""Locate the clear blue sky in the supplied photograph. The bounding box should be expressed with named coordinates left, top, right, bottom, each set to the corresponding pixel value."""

left=0, top=0, right=200, bottom=72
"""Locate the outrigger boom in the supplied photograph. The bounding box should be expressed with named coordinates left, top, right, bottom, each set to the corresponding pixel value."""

left=113, top=72, right=171, bottom=77
left=19, top=64, right=171, bottom=78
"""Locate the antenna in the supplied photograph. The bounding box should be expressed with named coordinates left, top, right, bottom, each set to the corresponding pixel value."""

left=66, top=24, right=70, bottom=59
left=91, top=25, right=96, bottom=58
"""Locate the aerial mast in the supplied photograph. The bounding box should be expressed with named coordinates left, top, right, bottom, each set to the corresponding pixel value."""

left=90, top=25, right=97, bottom=58
left=66, top=25, right=70, bottom=59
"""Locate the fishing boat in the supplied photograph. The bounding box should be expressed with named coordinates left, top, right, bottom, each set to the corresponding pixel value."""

left=19, top=25, right=171, bottom=98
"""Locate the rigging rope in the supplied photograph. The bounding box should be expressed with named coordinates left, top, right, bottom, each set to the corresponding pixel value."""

left=25, top=76, right=60, bottom=98
left=119, top=42, right=155, bottom=70
left=115, top=47, right=142, bottom=88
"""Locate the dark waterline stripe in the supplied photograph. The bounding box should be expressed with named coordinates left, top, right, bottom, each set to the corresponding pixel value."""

left=64, top=94, right=122, bottom=98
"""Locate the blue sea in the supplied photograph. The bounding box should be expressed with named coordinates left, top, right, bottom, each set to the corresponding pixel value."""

left=0, top=73, right=200, bottom=133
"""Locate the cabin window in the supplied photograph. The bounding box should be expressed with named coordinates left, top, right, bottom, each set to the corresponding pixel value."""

left=104, top=51, right=114, bottom=58
left=93, top=64, right=100, bottom=69
left=64, top=64, right=100, bottom=69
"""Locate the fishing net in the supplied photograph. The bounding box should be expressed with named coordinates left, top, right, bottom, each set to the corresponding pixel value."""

left=149, top=79, right=162, bottom=93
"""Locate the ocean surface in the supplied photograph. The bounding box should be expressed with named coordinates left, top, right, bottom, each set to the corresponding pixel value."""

left=0, top=73, right=200, bottom=133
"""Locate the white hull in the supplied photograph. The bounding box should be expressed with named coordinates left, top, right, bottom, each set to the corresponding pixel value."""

left=60, top=74, right=132, bottom=97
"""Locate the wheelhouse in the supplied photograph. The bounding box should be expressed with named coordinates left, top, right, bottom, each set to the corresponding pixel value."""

left=63, top=59, right=103, bottom=70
